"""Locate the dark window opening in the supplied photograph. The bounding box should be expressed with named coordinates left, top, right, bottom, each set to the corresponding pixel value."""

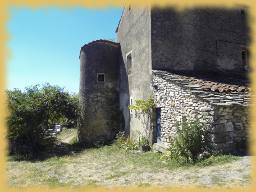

left=126, top=53, right=132, bottom=75
left=156, top=107, right=161, bottom=143
left=241, top=9, right=245, bottom=16
left=242, top=49, right=248, bottom=71
left=97, top=73, right=105, bottom=82
left=130, top=97, right=133, bottom=105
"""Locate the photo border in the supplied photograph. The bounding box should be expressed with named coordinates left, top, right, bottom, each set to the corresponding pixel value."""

left=1, top=0, right=255, bottom=191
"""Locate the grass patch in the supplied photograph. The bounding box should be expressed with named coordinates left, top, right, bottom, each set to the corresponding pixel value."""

left=126, top=150, right=179, bottom=170
left=86, top=180, right=97, bottom=187
left=195, top=155, right=240, bottom=167
left=46, top=176, right=62, bottom=186
left=70, top=136, right=78, bottom=145
left=57, top=128, right=77, bottom=144
left=7, top=141, right=245, bottom=187
left=137, top=182, right=151, bottom=187
left=45, top=156, right=68, bottom=166
left=106, top=171, right=128, bottom=180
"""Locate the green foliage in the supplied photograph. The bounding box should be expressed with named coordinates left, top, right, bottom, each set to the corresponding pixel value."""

left=115, top=132, right=138, bottom=151
left=128, top=97, right=155, bottom=114
left=139, top=136, right=150, bottom=147
left=7, top=84, right=79, bottom=157
left=195, top=155, right=239, bottom=167
left=115, top=132, right=151, bottom=152
left=70, top=136, right=78, bottom=145
left=165, top=117, right=212, bottom=164
left=128, top=97, right=155, bottom=148
left=138, top=136, right=151, bottom=152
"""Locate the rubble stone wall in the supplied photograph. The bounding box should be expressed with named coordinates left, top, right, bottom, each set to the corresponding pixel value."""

left=212, top=104, right=248, bottom=154
left=152, top=71, right=248, bottom=154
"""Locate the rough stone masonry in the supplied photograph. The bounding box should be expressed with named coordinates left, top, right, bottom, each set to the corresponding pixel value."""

left=152, top=70, right=249, bottom=154
left=78, top=7, right=250, bottom=154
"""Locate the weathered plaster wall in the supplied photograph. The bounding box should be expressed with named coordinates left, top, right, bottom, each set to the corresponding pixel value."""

left=151, top=8, right=250, bottom=79
left=152, top=70, right=249, bottom=154
left=117, top=7, right=153, bottom=141
left=78, top=41, right=121, bottom=145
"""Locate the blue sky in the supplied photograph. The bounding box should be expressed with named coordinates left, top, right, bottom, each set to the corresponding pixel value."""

left=7, top=7, right=123, bottom=94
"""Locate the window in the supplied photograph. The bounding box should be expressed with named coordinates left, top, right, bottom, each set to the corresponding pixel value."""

left=155, top=108, right=161, bottom=142
left=129, top=97, right=133, bottom=118
left=130, top=97, right=133, bottom=105
left=240, top=9, right=245, bottom=17
left=126, top=52, right=132, bottom=75
left=97, top=73, right=105, bottom=82
left=242, top=49, right=249, bottom=71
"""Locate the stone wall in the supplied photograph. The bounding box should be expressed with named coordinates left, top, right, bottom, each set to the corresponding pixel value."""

left=152, top=70, right=249, bottom=154
left=78, top=40, right=121, bottom=145
left=151, top=8, right=250, bottom=79
left=212, top=104, right=248, bottom=154
left=152, top=71, right=214, bottom=149
left=117, top=7, right=153, bottom=141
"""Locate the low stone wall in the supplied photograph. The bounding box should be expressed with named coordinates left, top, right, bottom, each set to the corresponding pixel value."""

left=211, top=104, right=248, bottom=154
left=152, top=70, right=249, bottom=154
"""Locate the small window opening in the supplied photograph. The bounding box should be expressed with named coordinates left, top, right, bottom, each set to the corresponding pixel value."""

left=241, top=9, right=245, bottom=17
left=97, top=73, right=105, bottom=82
left=130, top=97, right=133, bottom=105
left=126, top=52, right=132, bottom=75
left=242, top=49, right=248, bottom=71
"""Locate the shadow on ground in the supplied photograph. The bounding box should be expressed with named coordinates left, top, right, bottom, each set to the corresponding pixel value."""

left=10, top=141, right=115, bottom=162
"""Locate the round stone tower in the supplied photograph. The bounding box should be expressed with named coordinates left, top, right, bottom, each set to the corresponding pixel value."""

left=78, top=40, right=121, bottom=146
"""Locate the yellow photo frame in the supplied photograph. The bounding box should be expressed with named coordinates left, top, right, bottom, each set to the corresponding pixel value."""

left=1, top=0, right=255, bottom=191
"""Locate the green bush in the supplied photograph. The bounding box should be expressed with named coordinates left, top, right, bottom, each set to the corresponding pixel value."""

left=166, top=117, right=212, bottom=164
left=7, top=84, right=79, bottom=158
left=115, top=132, right=138, bottom=151
left=128, top=97, right=155, bottom=114
left=138, top=137, right=150, bottom=147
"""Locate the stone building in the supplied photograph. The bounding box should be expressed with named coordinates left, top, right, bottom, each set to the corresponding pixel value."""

left=78, top=7, right=250, bottom=154
left=79, top=40, right=121, bottom=145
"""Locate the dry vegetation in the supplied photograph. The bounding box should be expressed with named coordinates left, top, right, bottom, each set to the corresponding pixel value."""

left=7, top=129, right=251, bottom=188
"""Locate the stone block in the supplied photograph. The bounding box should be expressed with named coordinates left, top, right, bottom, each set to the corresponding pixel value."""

left=225, top=122, right=234, bottom=132
left=214, top=124, right=225, bottom=132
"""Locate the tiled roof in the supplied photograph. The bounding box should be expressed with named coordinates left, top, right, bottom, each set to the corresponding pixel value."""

left=153, top=70, right=250, bottom=106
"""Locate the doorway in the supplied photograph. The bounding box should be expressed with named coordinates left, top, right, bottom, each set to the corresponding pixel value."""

left=156, top=107, right=161, bottom=142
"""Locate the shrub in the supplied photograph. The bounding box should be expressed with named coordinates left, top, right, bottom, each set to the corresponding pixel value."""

left=138, top=136, right=151, bottom=152
left=128, top=97, right=155, bottom=114
left=7, top=84, right=79, bottom=158
left=115, top=132, right=138, bottom=151
left=128, top=97, right=155, bottom=145
left=166, top=117, right=212, bottom=164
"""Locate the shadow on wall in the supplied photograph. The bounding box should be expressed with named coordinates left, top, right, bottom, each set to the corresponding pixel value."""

left=151, top=7, right=250, bottom=83
left=78, top=40, right=124, bottom=146
left=118, top=47, right=130, bottom=137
